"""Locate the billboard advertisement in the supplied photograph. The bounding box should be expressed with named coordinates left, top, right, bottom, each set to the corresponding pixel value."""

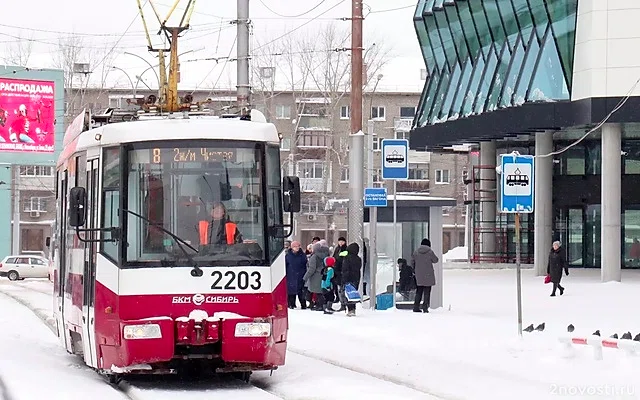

left=0, top=78, right=55, bottom=153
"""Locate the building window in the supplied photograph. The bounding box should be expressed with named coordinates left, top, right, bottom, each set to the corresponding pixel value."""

left=435, top=169, right=450, bottom=184
left=395, top=131, right=410, bottom=141
left=554, top=144, right=585, bottom=175
left=373, top=169, right=382, bottom=183
left=19, top=165, right=54, bottom=176
left=340, top=166, right=349, bottom=182
left=409, top=163, right=429, bottom=180
left=280, top=136, right=291, bottom=151
left=371, top=106, right=385, bottom=120
left=624, top=141, right=640, bottom=174
left=24, top=197, right=48, bottom=213
left=340, top=106, right=350, bottom=119
left=400, top=107, right=416, bottom=118
left=275, top=104, right=291, bottom=119
left=298, top=132, right=331, bottom=147
left=372, top=134, right=380, bottom=151
left=299, top=161, right=324, bottom=179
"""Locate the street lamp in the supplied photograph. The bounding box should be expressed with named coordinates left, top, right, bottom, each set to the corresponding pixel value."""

left=110, top=66, right=136, bottom=98
left=124, top=52, right=161, bottom=90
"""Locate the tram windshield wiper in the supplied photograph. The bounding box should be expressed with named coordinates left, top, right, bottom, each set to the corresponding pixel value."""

left=120, top=209, right=204, bottom=277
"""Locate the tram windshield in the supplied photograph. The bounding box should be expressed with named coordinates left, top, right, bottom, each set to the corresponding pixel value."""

left=122, top=141, right=281, bottom=267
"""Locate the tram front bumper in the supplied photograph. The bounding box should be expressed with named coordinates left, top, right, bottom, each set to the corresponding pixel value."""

left=117, top=316, right=276, bottom=367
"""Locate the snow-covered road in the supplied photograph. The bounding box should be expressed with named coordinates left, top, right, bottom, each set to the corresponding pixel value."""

left=2, top=269, right=639, bottom=399
left=0, top=280, right=435, bottom=400
left=0, top=290, right=127, bottom=400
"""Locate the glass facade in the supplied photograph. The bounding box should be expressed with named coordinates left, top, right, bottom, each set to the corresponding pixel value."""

left=413, top=0, right=578, bottom=128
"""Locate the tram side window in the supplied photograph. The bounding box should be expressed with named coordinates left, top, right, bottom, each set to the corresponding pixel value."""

left=266, top=145, right=284, bottom=261
left=101, top=148, right=120, bottom=261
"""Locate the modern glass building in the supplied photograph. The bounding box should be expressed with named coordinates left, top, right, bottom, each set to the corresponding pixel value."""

left=410, top=0, right=640, bottom=281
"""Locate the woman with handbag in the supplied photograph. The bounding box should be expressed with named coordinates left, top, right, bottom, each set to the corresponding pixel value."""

left=547, top=241, right=569, bottom=296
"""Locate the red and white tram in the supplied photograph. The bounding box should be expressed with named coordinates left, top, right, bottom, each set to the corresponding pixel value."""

left=52, top=107, right=300, bottom=381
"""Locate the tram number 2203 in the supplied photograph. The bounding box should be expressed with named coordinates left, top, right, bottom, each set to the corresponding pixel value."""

left=211, top=270, right=262, bottom=290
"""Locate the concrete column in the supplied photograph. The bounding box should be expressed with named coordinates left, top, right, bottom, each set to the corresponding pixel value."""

left=429, top=206, right=444, bottom=309
left=534, top=131, right=553, bottom=276
left=11, top=165, right=20, bottom=255
left=601, top=123, right=622, bottom=282
left=480, top=141, right=496, bottom=256
left=0, top=165, right=11, bottom=259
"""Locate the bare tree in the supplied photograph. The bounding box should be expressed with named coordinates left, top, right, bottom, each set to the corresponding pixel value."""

left=252, top=23, right=391, bottom=237
left=2, top=31, right=34, bottom=67
left=52, top=36, right=115, bottom=122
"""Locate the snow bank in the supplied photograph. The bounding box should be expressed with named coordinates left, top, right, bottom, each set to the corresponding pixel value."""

left=442, top=246, right=468, bottom=261
left=287, top=268, right=640, bottom=399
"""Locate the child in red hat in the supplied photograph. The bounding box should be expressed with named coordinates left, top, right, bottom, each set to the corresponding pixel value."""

left=321, top=256, right=336, bottom=314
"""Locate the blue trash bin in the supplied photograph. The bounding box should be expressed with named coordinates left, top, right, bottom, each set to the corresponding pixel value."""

left=375, top=293, right=394, bottom=310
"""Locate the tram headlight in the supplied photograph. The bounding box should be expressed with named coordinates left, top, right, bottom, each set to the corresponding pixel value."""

left=123, top=324, right=162, bottom=340
left=234, top=322, right=271, bottom=337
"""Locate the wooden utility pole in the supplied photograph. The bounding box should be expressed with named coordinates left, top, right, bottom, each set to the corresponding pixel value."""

left=350, top=0, right=363, bottom=135
left=348, top=0, right=365, bottom=273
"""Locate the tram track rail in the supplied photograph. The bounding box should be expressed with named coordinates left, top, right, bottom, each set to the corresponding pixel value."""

left=114, top=376, right=284, bottom=400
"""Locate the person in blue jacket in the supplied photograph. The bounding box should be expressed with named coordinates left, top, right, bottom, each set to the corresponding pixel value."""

left=286, top=241, right=308, bottom=309
left=321, top=256, right=336, bottom=314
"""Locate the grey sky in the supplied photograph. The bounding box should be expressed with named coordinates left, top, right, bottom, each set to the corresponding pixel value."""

left=0, top=0, right=423, bottom=92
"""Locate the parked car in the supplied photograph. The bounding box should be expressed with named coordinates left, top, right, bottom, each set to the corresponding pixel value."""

left=0, top=255, right=50, bottom=280
left=20, top=250, right=46, bottom=258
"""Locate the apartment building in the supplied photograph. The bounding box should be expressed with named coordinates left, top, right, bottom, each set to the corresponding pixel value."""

left=67, top=87, right=469, bottom=252
left=11, top=165, right=56, bottom=252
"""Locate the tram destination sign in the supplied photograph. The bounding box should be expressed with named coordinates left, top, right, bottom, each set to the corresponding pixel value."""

left=150, top=147, right=236, bottom=163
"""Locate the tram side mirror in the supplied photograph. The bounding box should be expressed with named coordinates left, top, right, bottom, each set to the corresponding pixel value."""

left=45, top=237, right=51, bottom=247
left=283, top=176, right=301, bottom=213
left=69, top=187, right=87, bottom=227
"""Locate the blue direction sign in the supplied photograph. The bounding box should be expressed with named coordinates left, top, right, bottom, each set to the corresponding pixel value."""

left=364, top=187, right=388, bottom=207
left=381, top=139, right=409, bottom=180
left=500, top=153, right=534, bottom=213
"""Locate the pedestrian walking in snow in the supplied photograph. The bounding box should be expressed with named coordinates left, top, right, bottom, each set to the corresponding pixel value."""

left=341, top=242, right=362, bottom=317
left=411, top=238, right=438, bottom=313
left=547, top=240, right=568, bottom=296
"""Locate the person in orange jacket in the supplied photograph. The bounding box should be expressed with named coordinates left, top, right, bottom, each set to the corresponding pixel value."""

left=198, top=202, right=243, bottom=245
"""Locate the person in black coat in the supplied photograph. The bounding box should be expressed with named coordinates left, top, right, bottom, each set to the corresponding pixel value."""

left=285, top=241, right=308, bottom=308
left=332, top=237, right=348, bottom=311
left=398, top=258, right=414, bottom=299
left=547, top=240, right=569, bottom=296
left=341, top=242, right=362, bottom=316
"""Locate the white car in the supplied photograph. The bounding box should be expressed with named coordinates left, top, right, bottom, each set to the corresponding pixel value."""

left=0, top=255, right=50, bottom=281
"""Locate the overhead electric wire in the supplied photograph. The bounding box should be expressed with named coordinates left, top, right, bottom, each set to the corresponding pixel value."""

left=368, top=4, right=416, bottom=14
left=0, top=25, right=233, bottom=55
left=0, top=21, right=226, bottom=38
left=535, top=76, right=640, bottom=158
left=252, top=0, right=347, bottom=53
left=192, top=35, right=237, bottom=96
left=257, top=0, right=329, bottom=18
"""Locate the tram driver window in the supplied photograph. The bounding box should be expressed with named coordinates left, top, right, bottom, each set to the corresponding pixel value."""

left=124, top=145, right=268, bottom=266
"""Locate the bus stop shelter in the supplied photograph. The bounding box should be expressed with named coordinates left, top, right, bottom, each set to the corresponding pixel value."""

left=363, top=195, right=457, bottom=310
